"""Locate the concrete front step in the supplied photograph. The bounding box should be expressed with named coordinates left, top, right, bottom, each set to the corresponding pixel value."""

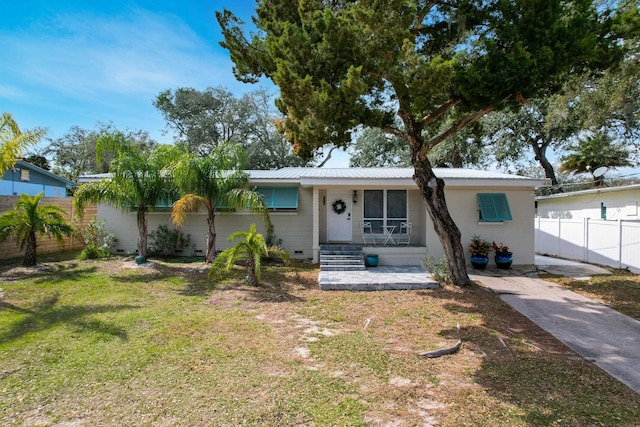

left=319, top=245, right=366, bottom=272
left=320, top=251, right=363, bottom=257
left=320, top=254, right=364, bottom=261
left=321, top=266, right=367, bottom=272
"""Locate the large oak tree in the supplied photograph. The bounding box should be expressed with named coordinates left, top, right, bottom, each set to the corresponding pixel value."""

left=218, top=0, right=620, bottom=285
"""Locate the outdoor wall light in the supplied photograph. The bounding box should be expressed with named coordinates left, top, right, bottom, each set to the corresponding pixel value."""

left=353, top=190, right=358, bottom=204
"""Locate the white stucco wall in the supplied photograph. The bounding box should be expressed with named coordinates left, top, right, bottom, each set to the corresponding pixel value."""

left=537, top=187, right=640, bottom=220
left=98, top=185, right=315, bottom=259
left=425, top=187, right=538, bottom=265
left=96, top=183, right=538, bottom=266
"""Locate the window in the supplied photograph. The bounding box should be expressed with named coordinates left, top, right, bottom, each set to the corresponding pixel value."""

left=477, top=193, right=512, bottom=221
left=20, top=169, right=30, bottom=182
left=256, top=186, right=299, bottom=210
left=364, top=189, right=407, bottom=233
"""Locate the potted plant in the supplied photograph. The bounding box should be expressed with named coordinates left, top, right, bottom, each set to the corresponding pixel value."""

left=468, top=235, right=491, bottom=269
left=491, top=241, right=513, bottom=269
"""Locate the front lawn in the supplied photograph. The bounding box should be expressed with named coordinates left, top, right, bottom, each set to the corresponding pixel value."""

left=1, top=256, right=639, bottom=426
left=543, top=270, right=640, bottom=321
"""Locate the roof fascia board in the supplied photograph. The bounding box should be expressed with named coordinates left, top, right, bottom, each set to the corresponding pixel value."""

left=15, top=160, right=77, bottom=187
left=537, top=183, right=640, bottom=200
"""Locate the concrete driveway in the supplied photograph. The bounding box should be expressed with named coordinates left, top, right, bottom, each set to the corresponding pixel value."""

left=470, top=256, right=640, bottom=395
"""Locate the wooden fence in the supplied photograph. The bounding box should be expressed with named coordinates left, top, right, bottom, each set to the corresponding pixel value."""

left=535, top=217, right=640, bottom=273
left=0, top=196, right=97, bottom=261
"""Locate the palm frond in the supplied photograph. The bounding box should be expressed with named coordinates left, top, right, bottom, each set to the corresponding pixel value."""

left=171, top=194, right=208, bottom=227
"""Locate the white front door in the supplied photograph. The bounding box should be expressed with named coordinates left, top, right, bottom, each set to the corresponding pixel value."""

left=327, top=190, right=353, bottom=242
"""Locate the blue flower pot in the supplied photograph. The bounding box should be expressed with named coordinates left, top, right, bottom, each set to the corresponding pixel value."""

left=494, top=252, right=513, bottom=269
left=135, top=255, right=146, bottom=265
left=470, top=254, right=489, bottom=269
left=366, top=254, right=379, bottom=267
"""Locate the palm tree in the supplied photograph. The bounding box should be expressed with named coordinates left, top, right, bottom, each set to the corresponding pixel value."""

left=74, top=132, right=180, bottom=261
left=0, top=192, right=75, bottom=266
left=170, top=141, right=271, bottom=263
left=0, top=113, right=45, bottom=177
left=209, top=224, right=268, bottom=286
left=559, top=132, right=632, bottom=187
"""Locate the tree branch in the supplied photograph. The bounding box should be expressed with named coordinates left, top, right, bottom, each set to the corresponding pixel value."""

left=316, top=146, right=337, bottom=168
left=419, top=99, right=461, bottom=127
left=418, top=105, right=494, bottom=161
left=381, top=125, right=408, bottom=140
left=411, top=2, right=438, bottom=36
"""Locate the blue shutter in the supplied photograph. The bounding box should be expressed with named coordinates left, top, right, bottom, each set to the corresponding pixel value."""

left=256, top=187, right=299, bottom=209
left=477, top=193, right=512, bottom=221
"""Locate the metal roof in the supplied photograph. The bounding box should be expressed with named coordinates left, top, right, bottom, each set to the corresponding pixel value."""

left=247, top=167, right=547, bottom=187
left=79, top=167, right=547, bottom=187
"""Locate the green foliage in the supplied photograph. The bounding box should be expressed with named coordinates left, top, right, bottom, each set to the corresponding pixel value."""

left=154, top=86, right=308, bottom=168
left=483, top=97, right=580, bottom=185
left=218, top=0, right=620, bottom=158
left=468, top=235, right=491, bottom=256
left=350, top=127, right=411, bottom=167
left=170, top=141, right=271, bottom=263
left=74, top=132, right=181, bottom=259
left=45, top=124, right=158, bottom=182
left=78, top=217, right=116, bottom=248
left=559, top=132, right=632, bottom=186
left=148, top=225, right=191, bottom=258
left=209, top=224, right=268, bottom=286
left=0, top=192, right=75, bottom=266
left=0, top=113, right=45, bottom=177
left=77, top=244, right=111, bottom=260
left=75, top=217, right=116, bottom=260
left=22, top=154, right=51, bottom=171
left=424, top=256, right=453, bottom=285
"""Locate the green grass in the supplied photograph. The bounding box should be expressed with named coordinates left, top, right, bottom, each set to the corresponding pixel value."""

left=1, top=257, right=639, bottom=426
left=542, top=270, right=640, bottom=321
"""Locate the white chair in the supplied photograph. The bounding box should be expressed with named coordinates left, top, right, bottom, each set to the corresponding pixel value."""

left=361, top=222, right=376, bottom=245
left=396, top=222, right=412, bottom=245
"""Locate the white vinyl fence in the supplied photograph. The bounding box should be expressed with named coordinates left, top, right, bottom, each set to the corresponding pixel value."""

left=535, top=217, right=640, bottom=273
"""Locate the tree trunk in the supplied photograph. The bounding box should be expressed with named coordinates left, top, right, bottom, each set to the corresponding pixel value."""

left=205, top=211, right=217, bottom=263
left=23, top=232, right=37, bottom=266
left=137, top=208, right=148, bottom=259
left=246, top=256, right=258, bottom=286
left=413, top=159, right=473, bottom=287
left=532, top=142, right=558, bottom=186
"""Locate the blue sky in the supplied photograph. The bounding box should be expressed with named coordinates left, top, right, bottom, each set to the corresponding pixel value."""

left=0, top=0, right=351, bottom=166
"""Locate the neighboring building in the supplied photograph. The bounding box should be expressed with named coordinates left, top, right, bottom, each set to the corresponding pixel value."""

left=537, top=184, right=640, bottom=220
left=535, top=185, right=640, bottom=273
left=0, top=160, right=76, bottom=198
left=82, top=167, right=546, bottom=266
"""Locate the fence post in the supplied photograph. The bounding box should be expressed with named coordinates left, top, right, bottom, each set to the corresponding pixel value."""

left=557, top=217, right=562, bottom=257
left=618, top=219, right=623, bottom=269
left=584, top=217, right=589, bottom=263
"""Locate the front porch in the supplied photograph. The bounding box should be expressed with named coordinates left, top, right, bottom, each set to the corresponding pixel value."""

left=317, top=242, right=428, bottom=267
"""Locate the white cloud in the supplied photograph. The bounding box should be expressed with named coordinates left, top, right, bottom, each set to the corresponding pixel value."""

left=0, top=8, right=242, bottom=100
left=0, top=83, right=27, bottom=101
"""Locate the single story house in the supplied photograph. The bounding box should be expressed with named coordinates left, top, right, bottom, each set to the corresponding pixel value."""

left=537, top=184, right=640, bottom=220
left=82, top=167, right=546, bottom=266
left=0, top=160, right=76, bottom=198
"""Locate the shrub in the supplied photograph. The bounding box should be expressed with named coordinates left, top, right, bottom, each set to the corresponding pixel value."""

left=148, top=225, right=191, bottom=258
left=76, top=218, right=116, bottom=260
left=424, top=256, right=452, bottom=285
left=77, top=244, right=112, bottom=260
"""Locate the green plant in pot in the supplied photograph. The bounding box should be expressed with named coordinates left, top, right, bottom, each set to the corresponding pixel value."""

left=468, top=235, right=490, bottom=269
left=491, top=241, right=513, bottom=269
